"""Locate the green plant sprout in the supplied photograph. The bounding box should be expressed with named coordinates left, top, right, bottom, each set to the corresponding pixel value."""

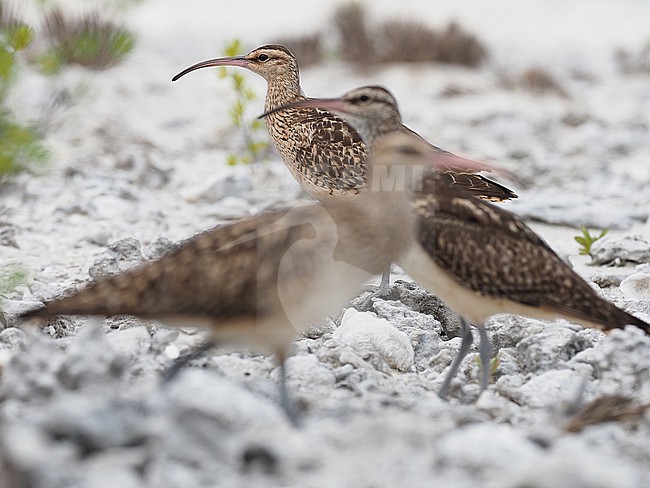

left=575, top=226, right=609, bottom=256
left=475, top=352, right=500, bottom=380
left=219, top=39, right=270, bottom=166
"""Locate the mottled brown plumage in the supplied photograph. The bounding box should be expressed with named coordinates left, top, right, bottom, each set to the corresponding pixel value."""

left=21, top=201, right=403, bottom=353
left=172, top=44, right=516, bottom=203
left=21, top=135, right=491, bottom=419
left=269, top=86, right=650, bottom=398
left=414, top=184, right=650, bottom=332
left=24, top=208, right=333, bottom=348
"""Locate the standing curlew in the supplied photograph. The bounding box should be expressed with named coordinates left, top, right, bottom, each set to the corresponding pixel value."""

left=173, top=44, right=517, bottom=296
left=264, top=85, right=650, bottom=399
left=19, top=132, right=488, bottom=421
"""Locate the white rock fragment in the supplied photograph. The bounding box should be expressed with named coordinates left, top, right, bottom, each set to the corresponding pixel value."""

left=507, top=436, right=643, bottom=488
left=88, top=238, right=145, bottom=279
left=510, top=369, right=585, bottom=408
left=159, top=369, right=283, bottom=429
left=516, top=325, right=588, bottom=373
left=437, top=423, right=542, bottom=472
left=619, top=272, right=650, bottom=300
left=283, top=354, right=336, bottom=387
left=333, top=308, right=415, bottom=372
left=590, top=235, right=650, bottom=266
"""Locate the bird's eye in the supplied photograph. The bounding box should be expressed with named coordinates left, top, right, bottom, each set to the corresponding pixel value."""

left=257, top=53, right=270, bottom=62
left=398, top=145, right=419, bottom=156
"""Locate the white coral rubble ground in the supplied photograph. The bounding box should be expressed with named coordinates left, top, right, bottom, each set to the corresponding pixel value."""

left=1, top=1, right=650, bottom=487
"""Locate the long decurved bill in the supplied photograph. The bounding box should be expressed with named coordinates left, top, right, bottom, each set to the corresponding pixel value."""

left=172, top=56, right=249, bottom=82
left=260, top=98, right=502, bottom=175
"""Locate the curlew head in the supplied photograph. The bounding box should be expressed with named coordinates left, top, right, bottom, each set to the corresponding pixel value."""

left=172, top=44, right=299, bottom=82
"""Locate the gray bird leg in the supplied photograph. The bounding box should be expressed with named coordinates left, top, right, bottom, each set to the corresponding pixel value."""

left=278, top=354, right=301, bottom=427
left=163, top=340, right=217, bottom=384
left=359, top=265, right=392, bottom=310
left=478, top=325, right=493, bottom=393
left=438, top=318, right=473, bottom=400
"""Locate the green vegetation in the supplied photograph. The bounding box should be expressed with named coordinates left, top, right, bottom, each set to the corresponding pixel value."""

left=39, top=7, right=135, bottom=73
left=0, top=6, right=48, bottom=176
left=476, top=353, right=500, bottom=380
left=0, top=263, right=28, bottom=295
left=0, top=2, right=138, bottom=176
left=0, top=263, right=29, bottom=321
left=0, top=2, right=136, bottom=317
left=575, top=226, right=609, bottom=256
left=219, top=39, right=270, bottom=166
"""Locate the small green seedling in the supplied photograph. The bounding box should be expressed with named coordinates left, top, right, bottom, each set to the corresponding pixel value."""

left=475, top=353, right=500, bottom=379
left=219, top=39, right=270, bottom=165
left=575, top=226, right=609, bottom=256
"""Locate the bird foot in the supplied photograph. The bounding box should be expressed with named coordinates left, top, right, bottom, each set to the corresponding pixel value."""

left=438, top=319, right=473, bottom=400
left=162, top=340, right=216, bottom=384
left=357, top=283, right=393, bottom=311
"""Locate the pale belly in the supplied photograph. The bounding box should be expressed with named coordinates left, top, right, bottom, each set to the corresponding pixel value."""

left=398, top=242, right=573, bottom=326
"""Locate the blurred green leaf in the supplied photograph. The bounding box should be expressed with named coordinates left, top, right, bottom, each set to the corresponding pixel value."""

left=110, top=30, right=135, bottom=57
left=232, top=72, right=245, bottom=90
left=223, top=38, right=243, bottom=57
left=219, top=38, right=270, bottom=165
left=37, top=48, right=64, bottom=74
left=8, top=24, right=35, bottom=51
left=0, top=264, right=29, bottom=295
left=0, top=115, right=49, bottom=174
left=244, top=88, right=256, bottom=101
left=0, top=46, right=13, bottom=78
left=248, top=140, right=268, bottom=155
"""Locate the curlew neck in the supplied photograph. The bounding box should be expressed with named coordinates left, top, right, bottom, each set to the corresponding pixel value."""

left=264, top=69, right=305, bottom=110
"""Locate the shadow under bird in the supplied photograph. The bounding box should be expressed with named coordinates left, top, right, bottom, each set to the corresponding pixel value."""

left=19, top=133, right=489, bottom=423
left=264, top=85, right=650, bottom=399
left=172, top=44, right=518, bottom=297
